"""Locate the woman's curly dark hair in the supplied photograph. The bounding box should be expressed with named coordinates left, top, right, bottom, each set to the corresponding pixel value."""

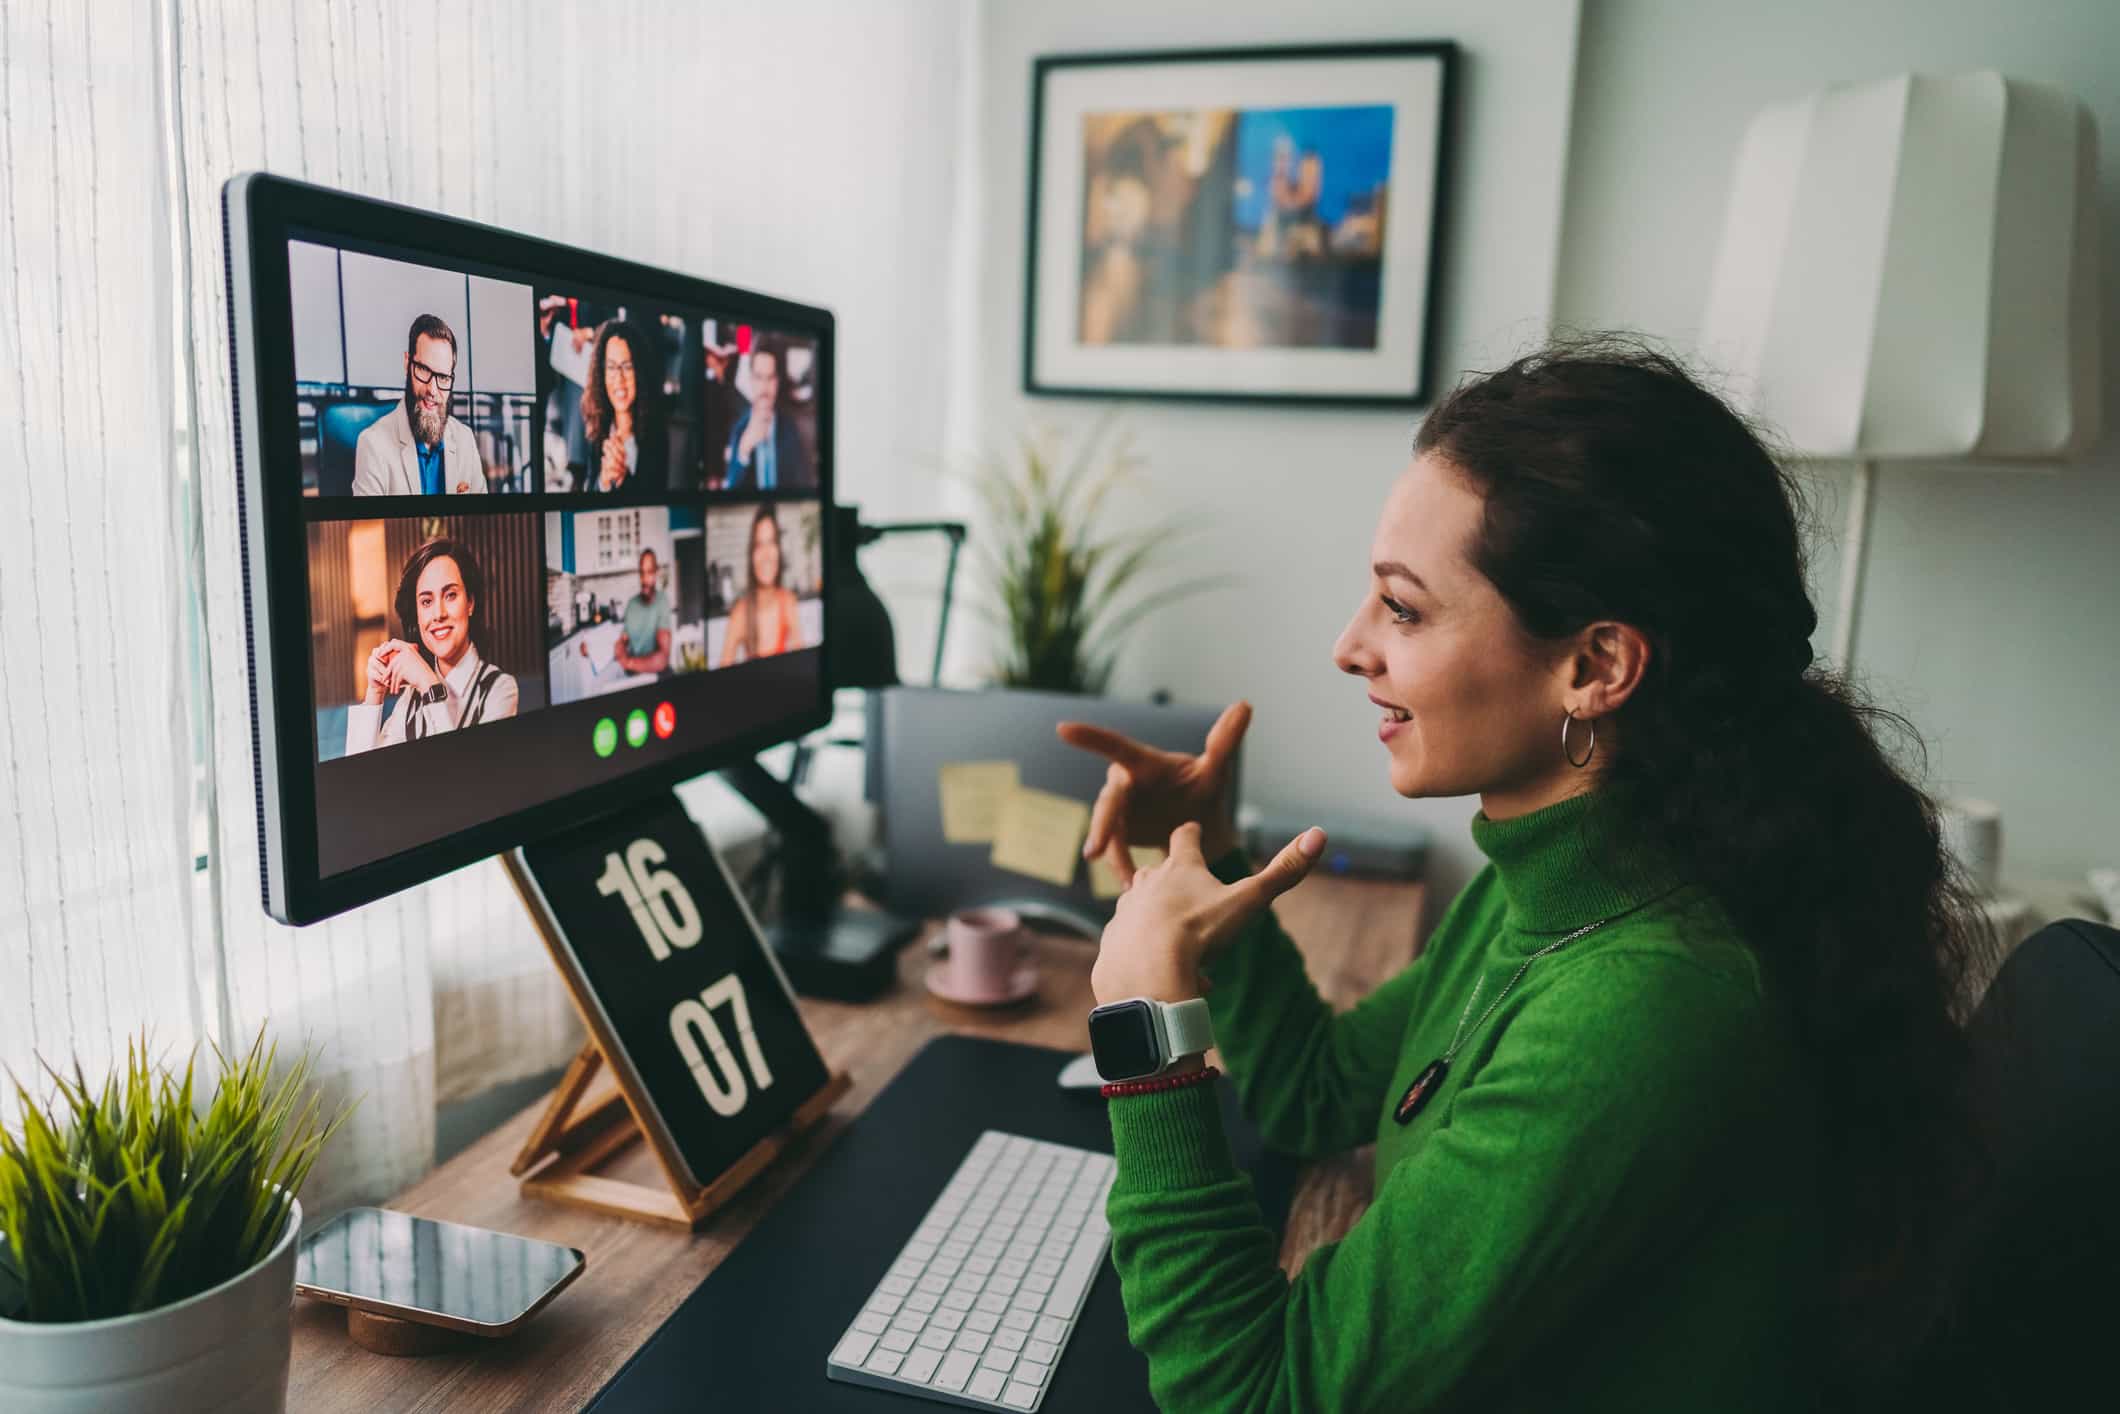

left=1417, top=335, right=1992, bottom=1389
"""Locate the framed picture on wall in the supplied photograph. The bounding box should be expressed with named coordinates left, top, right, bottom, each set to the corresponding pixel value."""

left=1024, top=41, right=1456, bottom=408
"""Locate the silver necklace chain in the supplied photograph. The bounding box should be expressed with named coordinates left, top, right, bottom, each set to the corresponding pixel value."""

left=1442, top=916, right=1616, bottom=1063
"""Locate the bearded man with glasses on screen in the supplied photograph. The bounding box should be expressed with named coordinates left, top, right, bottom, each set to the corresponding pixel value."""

left=351, top=313, right=487, bottom=496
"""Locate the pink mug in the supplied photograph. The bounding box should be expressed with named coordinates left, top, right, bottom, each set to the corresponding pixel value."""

left=940, top=908, right=1033, bottom=1002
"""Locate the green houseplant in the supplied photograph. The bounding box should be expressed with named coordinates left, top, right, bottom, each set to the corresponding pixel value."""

left=0, top=1031, right=350, bottom=1413
left=970, top=420, right=1217, bottom=693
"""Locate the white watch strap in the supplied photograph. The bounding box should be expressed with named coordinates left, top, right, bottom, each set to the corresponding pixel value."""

left=1158, top=997, right=1214, bottom=1060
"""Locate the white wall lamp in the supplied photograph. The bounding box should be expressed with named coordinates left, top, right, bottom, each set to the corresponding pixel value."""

left=1701, top=71, right=2102, bottom=670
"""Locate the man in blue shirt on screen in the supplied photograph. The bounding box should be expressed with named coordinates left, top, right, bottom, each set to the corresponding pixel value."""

left=724, top=342, right=814, bottom=491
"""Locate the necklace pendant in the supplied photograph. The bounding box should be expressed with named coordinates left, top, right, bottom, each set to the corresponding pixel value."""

left=1394, top=1058, right=1449, bottom=1125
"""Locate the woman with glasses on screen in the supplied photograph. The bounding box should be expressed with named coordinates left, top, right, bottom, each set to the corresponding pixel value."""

left=718, top=506, right=806, bottom=666
left=581, top=319, right=669, bottom=496
left=346, top=538, right=519, bottom=752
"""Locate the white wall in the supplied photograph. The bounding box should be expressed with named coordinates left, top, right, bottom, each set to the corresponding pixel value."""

left=1556, top=0, right=2120, bottom=885
left=968, top=0, right=1584, bottom=913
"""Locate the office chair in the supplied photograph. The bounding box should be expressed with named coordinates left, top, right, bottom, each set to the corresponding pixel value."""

left=1891, top=916, right=2120, bottom=1411
left=317, top=400, right=390, bottom=497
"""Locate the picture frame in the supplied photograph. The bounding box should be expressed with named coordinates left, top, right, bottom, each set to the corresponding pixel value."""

left=1023, top=41, right=1457, bottom=409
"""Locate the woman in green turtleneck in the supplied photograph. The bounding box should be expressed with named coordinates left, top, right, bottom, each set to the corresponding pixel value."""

left=1059, top=340, right=1987, bottom=1411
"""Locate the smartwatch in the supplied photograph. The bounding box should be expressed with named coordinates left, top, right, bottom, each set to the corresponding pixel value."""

left=414, top=682, right=448, bottom=708
left=1087, top=998, right=1214, bottom=1082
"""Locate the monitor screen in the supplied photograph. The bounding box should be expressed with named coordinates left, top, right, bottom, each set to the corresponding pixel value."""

left=226, top=174, right=835, bottom=924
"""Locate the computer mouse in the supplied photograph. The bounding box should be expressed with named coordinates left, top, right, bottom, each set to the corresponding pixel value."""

left=1056, top=1053, right=1104, bottom=1090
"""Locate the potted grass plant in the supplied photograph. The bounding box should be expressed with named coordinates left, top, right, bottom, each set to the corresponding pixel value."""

left=0, top=1033, right=349, bottom=1414
left=970, top=419, right=1218, bottom=694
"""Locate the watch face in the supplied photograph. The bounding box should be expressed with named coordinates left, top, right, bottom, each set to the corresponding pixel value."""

left=1089, top=1001, right=1163, bottom=1081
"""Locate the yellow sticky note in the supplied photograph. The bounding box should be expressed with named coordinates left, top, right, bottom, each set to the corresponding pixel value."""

left=989, top=787, right=1091, bottom=889
left=939, top=761, right=1021, bottom=843
left=1089, top=846, right=1167, bottom=900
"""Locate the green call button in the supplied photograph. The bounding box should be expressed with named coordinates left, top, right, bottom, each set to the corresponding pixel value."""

left=625, top=709, right=650, bottom=749
left=592, top=717, right=618, bottom=758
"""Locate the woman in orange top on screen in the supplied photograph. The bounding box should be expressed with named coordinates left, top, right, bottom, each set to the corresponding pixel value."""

left=719, top=506, right=806, bottom=666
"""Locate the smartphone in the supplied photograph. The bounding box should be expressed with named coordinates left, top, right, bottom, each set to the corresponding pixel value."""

left=295, top=1208, right=585, bottom=1337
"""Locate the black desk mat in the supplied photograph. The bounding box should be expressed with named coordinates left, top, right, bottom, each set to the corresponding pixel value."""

left=587, top=1034, right=1292, bottom=1412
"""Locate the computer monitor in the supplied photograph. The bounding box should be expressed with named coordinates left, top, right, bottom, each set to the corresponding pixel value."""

left=226, top=173, right=837, bottom=925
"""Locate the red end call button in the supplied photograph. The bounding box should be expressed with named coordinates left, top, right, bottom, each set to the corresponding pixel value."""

left=653, top=701, right=677, bottom=739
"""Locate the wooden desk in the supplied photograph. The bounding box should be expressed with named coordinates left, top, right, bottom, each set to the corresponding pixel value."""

left=288, top=874, right=1425, bottom=1412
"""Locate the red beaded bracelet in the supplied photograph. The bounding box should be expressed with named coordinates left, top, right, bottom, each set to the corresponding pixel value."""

left=1100, top=1065, right=1219, bottom=1099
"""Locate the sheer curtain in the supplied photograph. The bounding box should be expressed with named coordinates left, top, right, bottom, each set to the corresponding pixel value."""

left=3, top=0, right=976, bottom=1215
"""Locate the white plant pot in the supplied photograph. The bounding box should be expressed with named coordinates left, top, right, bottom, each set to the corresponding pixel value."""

left=0, top=1197, right=301, bottom=1414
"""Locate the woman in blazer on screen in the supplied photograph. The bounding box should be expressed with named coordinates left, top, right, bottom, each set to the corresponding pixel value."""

left=346, top=538, right=519, bottom=753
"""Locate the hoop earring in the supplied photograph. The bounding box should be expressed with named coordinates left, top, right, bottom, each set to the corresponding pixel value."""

left=1561, top=709, right=1597, bottom=769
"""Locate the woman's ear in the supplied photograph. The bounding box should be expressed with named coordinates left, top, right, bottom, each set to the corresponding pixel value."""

left=1565, top=620, right=1651, bottom=718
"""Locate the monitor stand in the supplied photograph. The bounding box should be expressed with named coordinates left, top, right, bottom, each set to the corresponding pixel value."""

left=721, top=758, right=917, bottom=1001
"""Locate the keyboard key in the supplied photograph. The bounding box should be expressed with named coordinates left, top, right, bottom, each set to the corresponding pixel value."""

left=880, top=1328, right=917, bottom=1353
left=1045, top=1227, right=1109, bottom=1317
left=863, top=1348, right=904, bottom=1376
left=831, top=1331, right=876, bottom=1367
left=907, top=1291, right=940, bottom=1314
left=993, top=1327, right=1027, bottom=1351
left=975, top=1292, right=1010, bottom=1314
left=879, top=1276, right=913, bottom=1297
left=916, top=1328, right=953, bottom=1351
left=1003, top=1382, right=1041, bottom=1409
left=980, top=1344, right=1018, bottom=1373
left=901, top=1347, right=943, bottom=1386
left=853, top=1311, right=889, bottom=1336
left=953, top=1328, right=989, bottom=1354
left=866, top=1290, right=902, bottom=1316
left=890, top=1307, right=924, bottom=1332
left=1033, top=1316, right=1066, bottom=1343
left=969, top=1368, right=1007, bottom=1402
left=1001, top=1309, right=1037, bottom=1333
left=935, top=1350, right=978, bottom=1392
left=966, top=1310, right=1000, bottom=1333
left=1015, top=1356, right=1052, bottom=1387
left=932, top=1307, right=966, bottom=1331
left=1024, top=1337, right=1057, bottom=1364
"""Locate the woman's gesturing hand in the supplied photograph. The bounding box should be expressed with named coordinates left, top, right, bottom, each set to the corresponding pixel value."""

left=1057, top=700, right=1252, bottom=888
left=1091, top=822, right=1326, bottom=1005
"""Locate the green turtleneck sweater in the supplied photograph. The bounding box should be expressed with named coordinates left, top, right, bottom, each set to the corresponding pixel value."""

left=1103, top=791, right=1828, bottom=1411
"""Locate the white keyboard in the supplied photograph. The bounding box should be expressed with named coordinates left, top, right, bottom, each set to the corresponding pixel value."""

left=825, top=1131, right=1116, bottom=1411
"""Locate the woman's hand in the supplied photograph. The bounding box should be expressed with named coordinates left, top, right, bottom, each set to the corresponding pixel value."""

left=598, top=436, right=628, bottom=490
left=1091, top=822, right=1326, bottom=1005
left=381, top=640, right=438, bottom=698
left=362, top=641, right=400, bottom=706
left=1058, top=700, right=1251, bottom=888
